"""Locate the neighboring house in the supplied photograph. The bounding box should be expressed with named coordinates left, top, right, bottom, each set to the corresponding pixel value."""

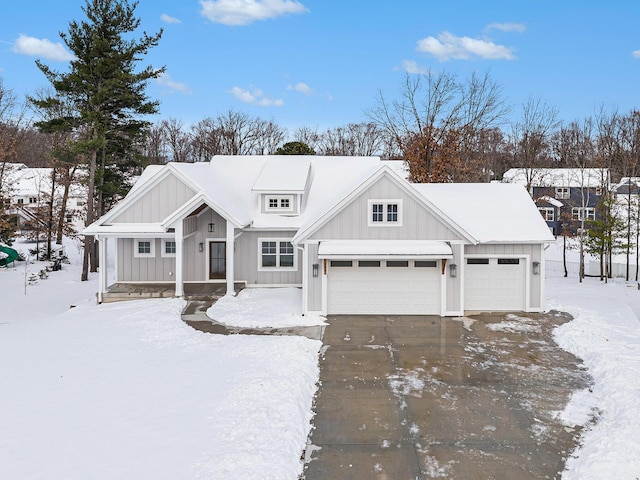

left=502, top=168, right=609, bottom=236
left=85, top=156, right=554, bottom=315
left=2, top=163, right=86, bottom=234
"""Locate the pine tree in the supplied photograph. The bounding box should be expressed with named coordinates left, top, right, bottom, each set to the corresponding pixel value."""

left=32, top=0, right=164, bottom=281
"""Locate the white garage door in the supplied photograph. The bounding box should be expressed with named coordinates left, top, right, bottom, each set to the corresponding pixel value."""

left=327, top=260, right=441, bottom=315
left=464, top=258, right=526, bottom=311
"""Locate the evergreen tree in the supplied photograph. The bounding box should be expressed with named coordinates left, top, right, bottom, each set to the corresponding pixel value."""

left=32, top=0, right=164, bottom=281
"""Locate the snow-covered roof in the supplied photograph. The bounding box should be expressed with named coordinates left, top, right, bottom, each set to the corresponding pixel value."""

left=83, top=223, right=169, bottom=236
left=250, top=156, right=311, bottom=193
left=537, top=195, right=564, bottom=208
left=318, top=240, right=453, bottom=259
left=4, top=165, right=86, bottom=199
left=412, top=183, right=554, bottom=243
left=503, top=168, right=608, bottom=188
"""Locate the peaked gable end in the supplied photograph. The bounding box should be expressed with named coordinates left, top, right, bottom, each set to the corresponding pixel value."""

left=303, top=171, right=469, bottom=242
left=110, top=171, right=196, bottom=224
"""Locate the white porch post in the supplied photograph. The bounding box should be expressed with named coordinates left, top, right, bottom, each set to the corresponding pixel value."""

left=175, top=221, right=184, bottom=297
left=98, top=236, right=107, bottom=303
left=226, top=224, right=235, bottom=296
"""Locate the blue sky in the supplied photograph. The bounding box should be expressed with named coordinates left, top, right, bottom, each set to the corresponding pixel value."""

left=1, top=0, right=640, bottom=131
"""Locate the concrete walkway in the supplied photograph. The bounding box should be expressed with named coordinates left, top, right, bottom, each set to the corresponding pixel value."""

left=303, top=313, right=589, bottom=479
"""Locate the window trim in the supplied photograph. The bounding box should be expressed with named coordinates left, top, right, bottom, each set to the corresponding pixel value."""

left=161, top=239, right=177, bottom=258
left=572, top=207, right=595, bottom=221
left=538, top=207, right=555, bottom=222
left=264, top=194, right=294, bottom=213
left=134, top=239, right=156, bottom=258
left=257, top=238, right=297, bottom=271
left=555, top=187, right=570, bottom=200
left=367, top=199, right=403, bottom=227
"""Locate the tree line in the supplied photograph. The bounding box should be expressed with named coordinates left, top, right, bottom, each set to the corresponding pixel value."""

left=1, top=0, right=640, bottom=282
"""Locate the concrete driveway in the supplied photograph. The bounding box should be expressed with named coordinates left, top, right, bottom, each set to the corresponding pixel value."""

left=303, top=312, right=589, bottom=480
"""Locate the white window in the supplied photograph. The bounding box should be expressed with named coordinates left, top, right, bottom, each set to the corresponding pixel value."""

left=555, top=187, right=570, bottom=199
left=258, top=239, right=297, bottom=270
left=29, top=197, right=37, bottom=204
left=161, top=239, right=176, bottom=257
left=572, top=207, right=595, bottom=221
left=368, top=199, right=403, bottom=226
left=134, top=239, right=155, bottom=258
left=265, top=195, right=294, bottom=213
left=17, top=198, right=24, bottom=205
left=538, top=207, right=555, bottom=221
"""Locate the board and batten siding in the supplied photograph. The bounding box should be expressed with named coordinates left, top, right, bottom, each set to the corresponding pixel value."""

left=311, top=175, right=464, bottom=241
left=464, top=243, right=544, bottom=310
left=445, top=243, right=463, bottom=313
left=306, top=243, right=322, bottom=311
left=235, top=230, right=302, bottom=285
left=117, top=238, right=175, bottom=282
left=111, top=173, right=195, bottom=223
left=183, top=207, right=227, bottom=282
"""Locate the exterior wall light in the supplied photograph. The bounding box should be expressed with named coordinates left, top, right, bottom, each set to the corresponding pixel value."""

left=198, top=242, right=204, bottom=253
left=208, top=223, right=215, bottom=232
left=449, top=263, right=457, bottom=278
left=533, top=261, right=540, bottom=275
left=312, top=263, right=319, bottom=277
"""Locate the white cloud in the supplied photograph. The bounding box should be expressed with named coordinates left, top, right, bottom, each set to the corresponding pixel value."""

left=156, top=72, right=190, bottom=93
left=229, top=86, right=283, bottom=106
left=633, top=50, right=640, bottom=59
left=11, top=34, right=75, bottom=62
left=402, top=60, right=429, bottom=74
left=286, top=82, right=313, bottom=95
left=200, top=0, right=308, bottom=26
left=485, top=22, right=526, bottom=33
left=417, top=31, right=515, bottom=61
left=160, top=13, right=182, bottom=24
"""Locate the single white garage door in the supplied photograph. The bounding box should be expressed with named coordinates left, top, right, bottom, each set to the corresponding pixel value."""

left=327, top=260, right=441, bottom=315
left=464, top=257, right=526, bottom=311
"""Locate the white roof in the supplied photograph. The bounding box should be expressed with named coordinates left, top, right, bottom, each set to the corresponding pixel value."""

left=318, top=240, right=453, bottom=259
left=251, top=156, right=311, bottom=193
left=503, top=168, right=608, bottom=188
left=412, top=183, right=554, bottom=243
left=538, top=195, right=564, bottom=208
left=7, top=166, right=86, bottom=199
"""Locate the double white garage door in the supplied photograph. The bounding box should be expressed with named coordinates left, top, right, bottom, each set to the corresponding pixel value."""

left=327, top=260, right=441, bottom=315
left=326, top=257, right=526, bottom=315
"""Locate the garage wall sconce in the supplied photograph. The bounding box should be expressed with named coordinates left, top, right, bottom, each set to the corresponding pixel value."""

left=208, top=223, right=215, bottom=232
left=449, top=263, right=457, bottom=278
left=312, top=263, right=319, bottom=277
left=198, top=242, right=204, bottom=253
left=532, top=261, right=540, bottom=275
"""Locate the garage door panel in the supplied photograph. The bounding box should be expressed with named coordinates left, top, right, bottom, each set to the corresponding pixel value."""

left=464, top=258, right=525, bottom=311
left=328, top=263, right=441, bottom=315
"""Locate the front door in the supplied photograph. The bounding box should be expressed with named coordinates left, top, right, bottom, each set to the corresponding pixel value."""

left=209, top=241, right=226, bottom=280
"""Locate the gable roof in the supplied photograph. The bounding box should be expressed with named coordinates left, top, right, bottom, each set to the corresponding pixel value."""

left=292, top=165, right=476, bottom=244
left=503, top=168, right=609, bottom=188
left=412, top=183, right=554, bottom=243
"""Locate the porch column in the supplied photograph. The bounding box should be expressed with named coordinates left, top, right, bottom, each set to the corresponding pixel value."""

left=97, top=236, right=107, bottom=303
left=175, top=221, right=184, bottom=297
left=226, top=224, right=235, bottom=296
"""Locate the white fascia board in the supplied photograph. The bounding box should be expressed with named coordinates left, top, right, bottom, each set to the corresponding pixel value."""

left=293, top=166, right=477, bottom=245
left=161, top=192, right=248, bottom=230
left=95, top=167, right=174, bottom=226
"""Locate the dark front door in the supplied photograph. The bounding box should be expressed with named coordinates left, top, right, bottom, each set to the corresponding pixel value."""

left=209, top=241, right=226, bottom=279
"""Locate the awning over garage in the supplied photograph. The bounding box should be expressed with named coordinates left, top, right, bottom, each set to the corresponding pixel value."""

left=318, top=240, right=453, bottom=260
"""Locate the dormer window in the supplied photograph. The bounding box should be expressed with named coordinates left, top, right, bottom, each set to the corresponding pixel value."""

left=265, top=194, right=294, bottom=213
left=368, top=199, right=402, bottom=226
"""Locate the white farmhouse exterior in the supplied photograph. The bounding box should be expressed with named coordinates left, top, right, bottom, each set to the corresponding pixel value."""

left=85, top=156, right=553, bottom=315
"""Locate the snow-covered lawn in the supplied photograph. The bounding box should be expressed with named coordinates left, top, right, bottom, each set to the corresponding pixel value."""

left=548, top=272, right=640, bottom=480
left=0, top=239, right=321, bottom=480
left=207, top=287, right=326, bottom=328
left=1, top=236, right=639, bottom=479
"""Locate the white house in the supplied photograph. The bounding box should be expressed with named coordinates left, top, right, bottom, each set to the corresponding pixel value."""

left=84, top=156, right=554, bottom=315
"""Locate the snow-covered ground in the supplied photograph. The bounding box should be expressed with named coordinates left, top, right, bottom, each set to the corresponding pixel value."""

left=0, top=238, right=321, bottom=480
left=546, top=238, right=640, bottom=479
left=1, top=236, right=639, bottom=479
